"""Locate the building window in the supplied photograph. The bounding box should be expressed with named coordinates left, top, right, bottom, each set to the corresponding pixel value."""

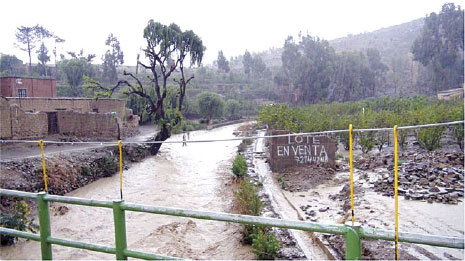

left=18, top=89, right=27, bottom=98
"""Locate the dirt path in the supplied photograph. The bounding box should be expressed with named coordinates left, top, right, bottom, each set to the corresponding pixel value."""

left=0, top=124, right=253, bottom=259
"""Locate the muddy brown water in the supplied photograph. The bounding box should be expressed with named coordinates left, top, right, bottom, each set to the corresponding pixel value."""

left=0, top=124, right=253, bottom=259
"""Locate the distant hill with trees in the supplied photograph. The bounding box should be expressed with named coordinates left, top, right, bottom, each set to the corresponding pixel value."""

left=329, top=18, right=424, bottom=61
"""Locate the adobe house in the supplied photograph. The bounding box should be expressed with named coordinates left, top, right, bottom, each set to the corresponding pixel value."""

left=1, top=97, right=139, bottom=140
left=0, top=76, right=57, bottom=98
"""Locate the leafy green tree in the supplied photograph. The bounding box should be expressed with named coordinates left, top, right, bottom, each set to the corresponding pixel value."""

left=102, top=33, right=124, bottom=84
left=86, top=20, right=205, bottom=155
left=197, top=91, right=225, bottom=124
left=0, top=54, right=24, bottom=76
left=59, top=51, right=95, bottom=96
left=411, top=3, right=464, bottom=91
left=36, top=43, right=50, bottom=76
left=225, top=99, right=241, bottom=120
left=217, top=50, right=230, bottom=73
left=281, top=35, right=335, bottom=104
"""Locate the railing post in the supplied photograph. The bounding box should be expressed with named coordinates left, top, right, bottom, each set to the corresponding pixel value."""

left=345, top=222, right=362, bottom=260
left=37, top=192, right=53, bottom=260
left=113, top=200, right=128, bottom=260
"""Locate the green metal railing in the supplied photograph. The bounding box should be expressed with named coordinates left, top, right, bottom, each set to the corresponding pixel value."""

left=0, top=189, right=463, bottom=260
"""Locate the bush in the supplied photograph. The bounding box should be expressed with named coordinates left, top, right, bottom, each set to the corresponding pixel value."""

left=417, top=127, right=445, bottom=151
left=252, top=229, right=280, bottom=260
left=97, top=155, right=118, bottom=176
left=1, top=201, right=36, bottom=245
left=358, top=132, right=376, bottom=154
left=242, top=224, right=260, bottom=244
left=236, top=179, right=262, bottom=216
left=232, top=154, right=247, bottom=178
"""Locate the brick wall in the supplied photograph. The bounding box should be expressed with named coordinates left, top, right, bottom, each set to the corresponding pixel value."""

left=0, top=77, right=56, bottom=97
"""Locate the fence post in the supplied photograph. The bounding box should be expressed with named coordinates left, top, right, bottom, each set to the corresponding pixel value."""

left=113, top=200, right=128, bottom=260
left=37, top=192, right=53, bottom=260
left=345, top=222, right=362, bottom=260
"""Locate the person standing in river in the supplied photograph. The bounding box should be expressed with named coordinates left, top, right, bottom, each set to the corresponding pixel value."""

left=182, top=133, right=187, bottom=147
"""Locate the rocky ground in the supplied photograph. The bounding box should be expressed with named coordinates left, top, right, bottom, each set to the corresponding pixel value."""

left=268, top=135, right=464, bottom=259
left=357, top=151, right=464, bottom=204
left=235, top=124, right=307, bottom=259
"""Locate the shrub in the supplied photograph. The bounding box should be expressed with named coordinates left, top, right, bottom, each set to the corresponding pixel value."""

left=236, top=179, right=262, bottom=216
left=1, top=201, right=36, bottom=245
left=242, top=224, right=260, bottom=244
left=417, top=127, right=445, bottom=151
left=232, top=154, right=247, bottom=178
left=97, top=155, right=118, bottom=176
left=252, top=229, right=280, bottom=260
left=358, top=132, right=376, bottom=154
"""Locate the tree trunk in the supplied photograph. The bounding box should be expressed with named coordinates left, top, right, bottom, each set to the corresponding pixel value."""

left=149, top=123, right=170, bottom=155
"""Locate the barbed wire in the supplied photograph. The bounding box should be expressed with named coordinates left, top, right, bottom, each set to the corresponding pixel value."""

left=0, top=120, right=463, bottom=145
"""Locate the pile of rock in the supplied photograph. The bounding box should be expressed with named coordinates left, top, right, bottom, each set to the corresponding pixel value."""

left=372, top=162, right=464, bottom=204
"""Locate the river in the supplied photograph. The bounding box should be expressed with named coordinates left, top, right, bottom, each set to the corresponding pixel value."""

left=1, top=123, right=253, bottom=259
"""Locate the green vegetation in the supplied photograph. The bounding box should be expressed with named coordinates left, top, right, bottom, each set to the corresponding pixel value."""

left=277, top=174, right=286, bottom=189
left=259, top=96, right=464, bottom=153
left=1, top=201, right=36, bottom=246
left=197, top=91, right=225, bottom=124
left=232, top=154, right=247, bottom=178
left=412, top=3, right=464, bottom=93
left=251, top=229, right=280, bottom=260
left=237, top=138, right=253, bottom=153
left=233, top=162, right=280, bottom=258
left=236, top=179, right=262, bottom=216
left=96, top=155, right=118, bottom=176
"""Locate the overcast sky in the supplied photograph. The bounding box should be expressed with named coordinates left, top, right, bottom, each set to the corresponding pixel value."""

left=0, top=0, right=460, bottom=66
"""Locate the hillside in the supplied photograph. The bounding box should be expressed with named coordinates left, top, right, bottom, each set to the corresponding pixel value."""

left=329, top=18, right=424, bottom=61
left=252, top=18, right=424, bottom=68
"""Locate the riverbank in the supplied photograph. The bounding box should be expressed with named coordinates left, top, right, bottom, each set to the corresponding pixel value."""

left=1, top=123, right=253, bottom=259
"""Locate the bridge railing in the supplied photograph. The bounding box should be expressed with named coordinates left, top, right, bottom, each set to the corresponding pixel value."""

left=0, top=189, right=463, bottom=260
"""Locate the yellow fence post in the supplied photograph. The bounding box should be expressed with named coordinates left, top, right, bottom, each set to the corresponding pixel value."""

left=38, top=140, right=48, bottom=192
left=349, top=124, right=355, bottom=224
left=393, top=125, right=399, bottom=260
left=118, top=140, right=123, bottom=200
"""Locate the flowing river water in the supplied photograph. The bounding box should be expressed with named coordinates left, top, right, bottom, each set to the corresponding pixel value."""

left=1, top=123, right=253, bottom=259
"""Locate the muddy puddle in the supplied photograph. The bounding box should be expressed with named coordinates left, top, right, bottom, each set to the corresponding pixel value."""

left=1, top=123, right=253, bottom=260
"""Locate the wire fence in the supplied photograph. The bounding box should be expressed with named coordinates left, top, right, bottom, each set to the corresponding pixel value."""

left=0, top=120, right=463, bottom=145
left=1, top=119, right=463, bottom=260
